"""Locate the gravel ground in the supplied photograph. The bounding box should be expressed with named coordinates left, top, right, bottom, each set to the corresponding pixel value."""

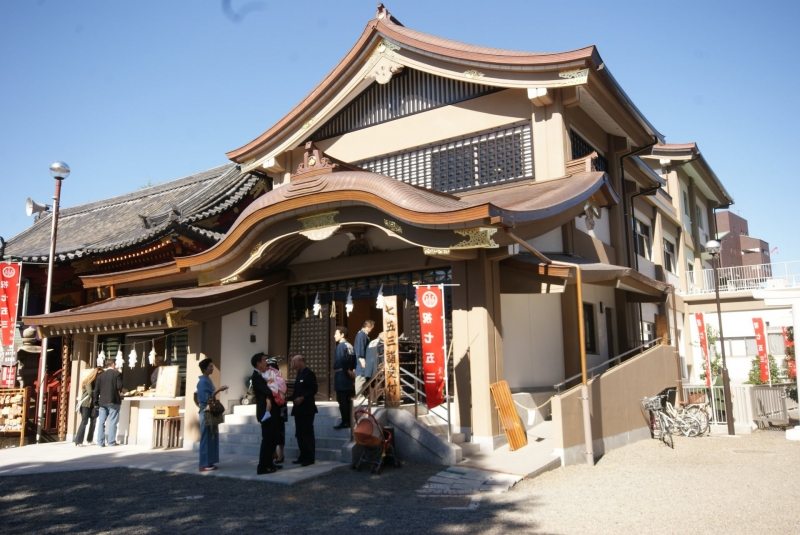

left=0, top=431, right=797, bottom=534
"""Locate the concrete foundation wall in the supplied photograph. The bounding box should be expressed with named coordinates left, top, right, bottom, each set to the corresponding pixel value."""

left=552, top=344, right=677, bottom=464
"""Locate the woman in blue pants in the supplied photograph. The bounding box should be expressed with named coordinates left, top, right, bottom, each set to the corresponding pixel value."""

left=196, top=358, right=228, bottom=472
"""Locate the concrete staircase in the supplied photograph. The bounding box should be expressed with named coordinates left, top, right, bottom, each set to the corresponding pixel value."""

left=398, top=404, right=481, bottom=460
left=207, top=402, right=350, bottom=463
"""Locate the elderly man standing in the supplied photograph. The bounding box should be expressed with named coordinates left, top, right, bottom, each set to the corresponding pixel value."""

left=290, top=355, right=318, bottom=466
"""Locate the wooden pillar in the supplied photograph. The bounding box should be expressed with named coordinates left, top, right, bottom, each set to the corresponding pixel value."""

left=452, top=251, right=504, bottom=443
left=529, top=88, right=568, bottom=181
left=57, top=334, right=72, bottom=441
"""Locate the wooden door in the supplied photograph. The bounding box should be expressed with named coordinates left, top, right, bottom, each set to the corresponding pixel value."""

left=288, top=304, right=334, bottom=399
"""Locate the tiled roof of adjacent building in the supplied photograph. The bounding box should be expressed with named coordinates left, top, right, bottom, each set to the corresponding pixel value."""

left=4, top=163, right=262, bottom=262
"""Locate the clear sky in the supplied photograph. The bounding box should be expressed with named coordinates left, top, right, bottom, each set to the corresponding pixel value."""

left=1, top=0, right=798, bottom=260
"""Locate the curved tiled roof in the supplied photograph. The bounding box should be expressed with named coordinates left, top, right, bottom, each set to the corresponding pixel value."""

left=4, top=163, right=261, bottom=262
left=176, top=168, right=616, bottom=269
left=226, top=16, right=600, bottom=162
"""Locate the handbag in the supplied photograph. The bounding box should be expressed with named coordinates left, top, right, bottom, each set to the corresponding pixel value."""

left=207, top=396, right=225, bottom=417
left=90, top=406, right=99, bottom=419
left=204, top=409, right=225, bottom=427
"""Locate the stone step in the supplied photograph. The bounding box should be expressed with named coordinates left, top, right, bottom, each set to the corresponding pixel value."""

left=232, top=403, right=341, bottom=417
left=224, top=414, right=344, bottom=426
left=217, top=431, right=347, bottom=450
left=458, top=442, right=481, bottom=456
left=211, top=441, right=343, bottom=462
left=218, top=423, right=352, bottom=439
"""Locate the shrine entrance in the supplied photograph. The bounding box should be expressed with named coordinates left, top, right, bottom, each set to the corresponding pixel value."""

left=286, top=268, right=451, bottom=400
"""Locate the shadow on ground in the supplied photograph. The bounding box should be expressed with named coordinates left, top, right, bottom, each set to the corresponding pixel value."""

left=0, top=464, right=551, bottom=535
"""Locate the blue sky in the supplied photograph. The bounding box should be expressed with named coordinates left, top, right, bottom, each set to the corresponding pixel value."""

left=1, top=0, right=798, bottom=260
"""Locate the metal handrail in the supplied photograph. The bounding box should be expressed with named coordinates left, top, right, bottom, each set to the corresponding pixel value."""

left=554, top=338, right=664, bottom=391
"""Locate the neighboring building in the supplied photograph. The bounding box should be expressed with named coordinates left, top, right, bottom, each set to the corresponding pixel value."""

left=715, top=210, right=771, bottom=268
left=9, top=4, right=786, bottom=460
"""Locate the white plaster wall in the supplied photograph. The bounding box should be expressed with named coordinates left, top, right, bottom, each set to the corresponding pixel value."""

left=527, top=227, right=562, bottom=253
left=219, top=301, right=269, bottom=408
left=687, top=307, right=793, bottom=384
left=580, top=284, right=617, bottom=370
left=574, top=208, right=611, bottom=245
left=500, top=293, right=565, bottom=389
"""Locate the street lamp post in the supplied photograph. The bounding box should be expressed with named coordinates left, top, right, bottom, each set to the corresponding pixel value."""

left=34, top=161, right=69, bottom=443
left=705, top=239, right=736, bottom=436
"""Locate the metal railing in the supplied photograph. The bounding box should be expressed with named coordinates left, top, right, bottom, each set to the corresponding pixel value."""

left=683, top=260, right=800, bottom=295
left=554, top=338, right=664, bottom=392
left=681, top=384, right=750, bottom=425
left=751, top=383, right=798, bottom=427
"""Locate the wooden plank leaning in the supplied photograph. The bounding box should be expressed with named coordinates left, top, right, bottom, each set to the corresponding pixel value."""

left=489, top=380, right=527, bottom=451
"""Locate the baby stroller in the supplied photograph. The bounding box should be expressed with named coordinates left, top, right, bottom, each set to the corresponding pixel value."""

left=352, top=409, right=400, bottom=474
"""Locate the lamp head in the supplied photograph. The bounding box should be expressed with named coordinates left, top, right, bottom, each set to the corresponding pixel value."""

left=49, top=161, right=70, bottom=180
left=704, top=239, right=721, bottom=256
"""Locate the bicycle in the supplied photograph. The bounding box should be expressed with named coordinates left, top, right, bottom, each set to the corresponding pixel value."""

left=642, top=396, right=673, bottom=449
left=664, top=401, right=703, bottom=437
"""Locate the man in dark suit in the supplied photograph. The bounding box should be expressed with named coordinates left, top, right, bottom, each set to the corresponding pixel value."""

left=290, top=354, right=318, bottom=466
left=354, top=320, right=375, bottom=395
left=251, top=352, right=280, bottom=475
left=333, top=326, right=355, bottom=429
left=92, top=359, right=124, bottom=446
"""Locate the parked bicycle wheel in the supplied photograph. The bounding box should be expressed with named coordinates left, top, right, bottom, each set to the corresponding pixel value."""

left=681, top=413, right=702, bottom=437
left=659, top=413, right=674, bottom=448
left=687, top=405, right=710, bottom=435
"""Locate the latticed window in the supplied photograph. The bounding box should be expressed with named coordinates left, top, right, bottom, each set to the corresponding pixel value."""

left=570, top=130, right=608, bottom=173
left=357, top=123, right=533, bottom=193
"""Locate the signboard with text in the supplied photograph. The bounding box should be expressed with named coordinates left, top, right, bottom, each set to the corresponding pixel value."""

left=417, top=285, right=446, bottom=409
left=381, top=296, right=401, bottom=407
left=752, top=318, right=769, bottom=383
left=695, top=313, right=712, bottom=387
left=0, top=262, right=22, bottom=348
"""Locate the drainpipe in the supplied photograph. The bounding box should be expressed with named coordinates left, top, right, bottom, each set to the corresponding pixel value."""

left=619, top=138, right=659, bottom=351
left=671, top=285, right=683, bottom=404
left=503, top=228, right=594, bottom=467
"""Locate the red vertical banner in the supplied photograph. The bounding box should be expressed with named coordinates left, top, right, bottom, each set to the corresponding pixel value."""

left=695, top=313, right=712, bottom=387
left=752, top=318, right=769, bottom=382
left=417, top=285, right=445, bottom=409
left=782, top=327, right=795, bottom=379
left=1, top=364, right=15, bottom=388
left=0, top=262, right=22, bottom=347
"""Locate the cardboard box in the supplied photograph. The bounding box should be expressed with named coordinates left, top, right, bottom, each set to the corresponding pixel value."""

left=153, top=406, right=179, bottom=419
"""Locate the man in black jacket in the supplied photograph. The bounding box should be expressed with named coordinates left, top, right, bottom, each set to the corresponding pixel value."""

left=333, top=326, right=355, bottom=429
left=290, top=354, right=318, bottom=466
left=251, top=352, right=280, bottom=474
left=92, top=359, right=123, bottom=446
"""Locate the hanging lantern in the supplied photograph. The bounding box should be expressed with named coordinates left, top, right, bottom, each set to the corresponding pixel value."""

left=376, top=285, right=384, bottom=310
left=148, top=341, right=156, bottom=366
left=312, top=292, right=322, bottom=317
left=345, top=288, right=354, bottom=316
left=97, top=345, right=106, bottom=367
left=128, top=346, right=138, bottom=369
left=115, top=348, right=124, bottom=369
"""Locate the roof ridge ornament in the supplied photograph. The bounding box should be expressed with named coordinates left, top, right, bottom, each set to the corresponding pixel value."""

left=375, top=3, right=403, bottom=26
left=292, top=142, right=361, bottom=180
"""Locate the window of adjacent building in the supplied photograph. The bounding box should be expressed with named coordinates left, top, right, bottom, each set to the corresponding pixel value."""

left=663, top=239, right=676, bottom=274
left=682, top=191, right=690, bottom=216
left=642, top=321, right=655, bottom=343
left=357, top=123, right=533, bottom=193
left=695, top=206, right=704, bottom=230
left=634, top=219, right=652, bottom=260
left=768, top=333, right=786, bottom=355
left=583, top=303, right=597, bottom=354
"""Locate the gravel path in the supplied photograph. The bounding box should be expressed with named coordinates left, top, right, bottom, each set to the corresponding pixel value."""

left=0, top=431, right=797, bottom=534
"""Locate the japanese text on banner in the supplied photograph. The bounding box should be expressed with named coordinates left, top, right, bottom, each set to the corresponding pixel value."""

left=0, top=262, right=22, bottom=348
left=752, top=318, right=769, bottom=383
left=417, top=285, right=445, bottom=409
left=695, top=313, right=712, bottom=387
